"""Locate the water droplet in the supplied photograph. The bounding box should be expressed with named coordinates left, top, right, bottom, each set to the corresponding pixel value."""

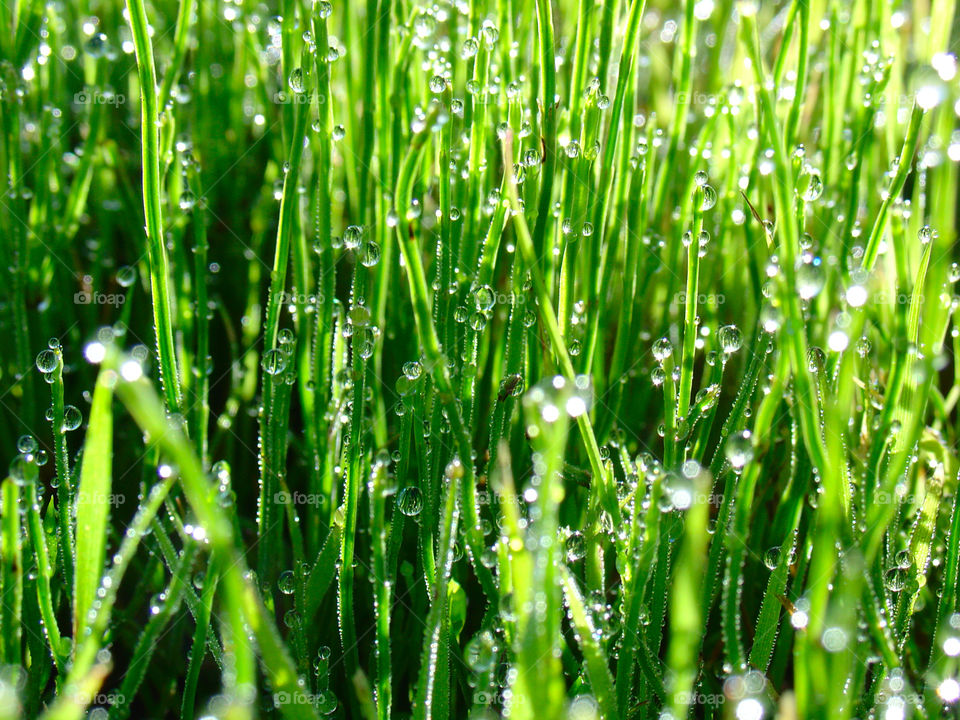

left=461, top=37, right=479, bottom=59
left=278, top=570, right=296, bottom=595
left=315, top=690, right=338, bottom=714
left=565, top=531, right=586, bottom=562
left=262, top=348, right=288, bottom=375
left=806, top=346, right=826, bottom=373
left=469, top=311, right=487, bottom=332
left=288, top=67, right=304, bottom=93
left=36, top=349, right=58, bottom=374
left=699, top=184, right=717, bottom=211
left=718, top=325, right=742, bottom=353
left=360, top=240, right=381, bottom=267
left=473, top=285, right=495, bottom=311
left=396, top=486, right=423, bottom=516
left=343, top=225, right=362, bottom=250
left=464, top=629, right=499, bottom=672
left=62, top=405, right=82, bottom=432
left=116, top=265, right=137, bottom=287
left=726, top=430, right=754, bottom=469
left=665, top=468, right=696, bottom=510
left=798, top=167, right=823, bottom=202
left=763, top=546, right=781, bottom=570
left=797, top=261, right=824, bottom=300
left=884, top=566, right=908, bottom=592
left=652, top=337, right=673, bottom=362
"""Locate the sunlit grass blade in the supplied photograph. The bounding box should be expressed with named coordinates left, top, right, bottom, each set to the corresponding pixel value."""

left=72, top=370, right=113, bottom=644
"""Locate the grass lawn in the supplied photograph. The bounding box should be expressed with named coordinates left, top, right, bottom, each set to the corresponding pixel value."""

left=1, top=0, right=960, bottom=718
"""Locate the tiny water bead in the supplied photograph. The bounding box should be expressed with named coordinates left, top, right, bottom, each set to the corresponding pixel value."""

left=523, top=375, right=593, bottom=428
left=116, top=265, right=137, bottom=287
left=288, top=67, right=305, bottom=93
left=278, top=570, right=296, bottom=595
left=62, top=405, right=82, bottom=431
left=498, top=373, right=524, bottom=400
left=36, top=349, right=59, bottom=374
left=314, top=690, right=338, bottom=714
left=796, top=259, right=825, bottom=300
left=464, top=629, right=499, bottom=673
left=797, top=166, right=823, bottom=202
left=763, top=546, right=781, bottom=570
left=84, top=32, right=109, bottom=58
left=348, top=304, right=372, bottom=328
left=469, top=311, right=487, bottom=332
left=726, top=430, right=754, bottom=469
left=473, top=285, right=496, bottom=311
left=806, top=346, right=826, bottom=373
left=565, top=531, right=586, bottom=562
left=665, top=467, right=696, bottom=510
left=652, top=337, right=674, bottom=363
left=698, top=184, right=717, bottom=211
left=402, top=361, right=422, bottom=380
left=396, top=486, right=423, bottom=516
left=343, top=225, right=363, bottom=249
left=178, top=191, right=197, bottom=211
left=262, top=348, right=288, bottom=375
left=360, top=239, right=381, bottom=267
left=694, top=383, right=721, bottom=411
left=396, top=375, right=417, bottom=402
left=461, top=37, right=479, bottom=59
left=884, top=566, right=908, bottom=592
left=9, top=453, right=39, bottom=486
left=718, top=324, right=743, bottom=354
left=650, top=366, right=666, bottom=387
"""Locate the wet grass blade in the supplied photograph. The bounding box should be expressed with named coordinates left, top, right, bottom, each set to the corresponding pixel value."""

left=560, top=566, right=619, bottom=720
left=72, top=370, right=114, bottom=644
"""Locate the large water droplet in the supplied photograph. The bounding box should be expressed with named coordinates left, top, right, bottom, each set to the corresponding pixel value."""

left=396, top=486, right=423, bottom=516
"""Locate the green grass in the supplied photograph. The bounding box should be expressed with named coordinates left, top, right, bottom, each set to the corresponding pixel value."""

left=1, top=0, right=960, bottom=718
